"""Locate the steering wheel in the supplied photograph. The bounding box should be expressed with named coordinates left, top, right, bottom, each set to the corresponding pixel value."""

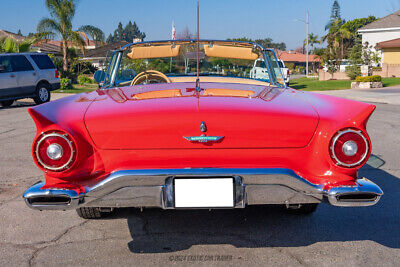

left=130, top=70, right=171, bottom=86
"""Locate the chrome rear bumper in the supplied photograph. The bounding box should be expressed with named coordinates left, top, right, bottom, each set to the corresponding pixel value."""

left=23, top=168, right=383, bottom=210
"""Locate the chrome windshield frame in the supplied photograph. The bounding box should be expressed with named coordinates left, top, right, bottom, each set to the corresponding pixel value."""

left=102, top=39, right=287, bottom=89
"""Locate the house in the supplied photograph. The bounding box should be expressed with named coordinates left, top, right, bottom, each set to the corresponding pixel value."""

left=0, top=29, right=26, bottom=42
left=278, top=51, right=320, bottom=73
left=358, top=10, right=400, bottom=65
left=80, top=41, right=128, bottom=70
left=31, top=42, right=63, bottom=56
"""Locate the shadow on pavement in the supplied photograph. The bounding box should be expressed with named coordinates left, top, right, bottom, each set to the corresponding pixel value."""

left=121, top=155, right=400, bottom=253
left=0, top=100, right=35, bottom=109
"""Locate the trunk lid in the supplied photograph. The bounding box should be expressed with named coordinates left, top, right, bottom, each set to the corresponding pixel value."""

left=84, top=83, right=319, bottom=149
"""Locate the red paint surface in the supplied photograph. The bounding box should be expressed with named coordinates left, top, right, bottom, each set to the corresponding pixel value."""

left=28, top=82, right=376, bottom=192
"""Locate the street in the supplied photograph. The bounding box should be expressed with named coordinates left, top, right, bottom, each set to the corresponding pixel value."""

left=0, top=93, right=399, bottom=266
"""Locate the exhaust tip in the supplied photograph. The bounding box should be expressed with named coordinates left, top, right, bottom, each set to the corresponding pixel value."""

left=326, top=178, right=383, bottom=207
left=23, top=182, right=82, bottom=210
left=336, top=193, right=378, bottom=202
left=26, top=195, right=72, bottom=206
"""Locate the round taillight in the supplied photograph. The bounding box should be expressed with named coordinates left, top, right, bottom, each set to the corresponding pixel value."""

left=330, top=129, right=370, bottom=168
left=35, top=132, right=76, bottom=171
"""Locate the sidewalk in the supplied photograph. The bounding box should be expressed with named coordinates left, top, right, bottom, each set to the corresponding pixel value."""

left=314, top=86, right=400, bottom=105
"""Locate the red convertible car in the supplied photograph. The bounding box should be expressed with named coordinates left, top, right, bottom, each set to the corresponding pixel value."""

left=23, top=40, right=382, bottom=219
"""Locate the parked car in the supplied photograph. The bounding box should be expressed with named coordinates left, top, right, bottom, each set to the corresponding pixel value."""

left=23, top=40, right=382, bottom=219
left=250, top=58, right=290, bottom=84
left=0, top=53, right=60, bottom=107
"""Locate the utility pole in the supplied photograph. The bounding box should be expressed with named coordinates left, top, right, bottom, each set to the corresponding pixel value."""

left=306, top=11, right=309, bottom=77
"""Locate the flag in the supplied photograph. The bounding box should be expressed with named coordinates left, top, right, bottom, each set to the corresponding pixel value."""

left=172, top=21, right=176, bottom=40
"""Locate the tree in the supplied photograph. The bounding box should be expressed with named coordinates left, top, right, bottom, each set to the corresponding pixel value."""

left=325, top=0, right=341, bottom=30
left=106, top=21, right=146, bottom=43
left=176, top=26, right=194, bottom=39
left=78, top=25, right=105, bottom=44
left=304, top=33, right=320, bottom=53
left=0, top=38, right=32, bottom=53
left=228, top=37, right=286, bottom=51
left=0, top=33, right=48, bottom=53
left=37, top=0, right=104, bottom=71
left=17, top=29, right=22, bottom=36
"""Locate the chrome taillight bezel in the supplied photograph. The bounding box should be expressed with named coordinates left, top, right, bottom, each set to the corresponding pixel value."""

left=330, top=129, right=370, bottom=168
left=35, top=132, right=76, bottom=171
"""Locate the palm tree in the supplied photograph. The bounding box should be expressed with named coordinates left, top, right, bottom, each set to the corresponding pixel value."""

left=303, top=33, right=320, bottom=53
left=0, top=37, right=38, bottom=53
left=308, top=33, right=320, bottom=53
left=37, top=0, right=104, bottom=71
left=338, top=27, right=351, bottom=59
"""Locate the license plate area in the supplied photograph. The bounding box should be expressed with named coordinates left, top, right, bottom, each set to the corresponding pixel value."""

left=174, top=177, right=235, bottom=208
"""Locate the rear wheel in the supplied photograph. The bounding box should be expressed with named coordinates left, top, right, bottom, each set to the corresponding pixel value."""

left=76, top=207, right=104, bottom=219
left=285, top=203, right=318, bottom=215
left=33, top=83, right=51, bottom=105
left=0, top=100, right=14, bottom=107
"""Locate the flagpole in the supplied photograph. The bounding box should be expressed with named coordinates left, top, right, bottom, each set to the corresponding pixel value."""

left=196, top=0, right=200, bottom=92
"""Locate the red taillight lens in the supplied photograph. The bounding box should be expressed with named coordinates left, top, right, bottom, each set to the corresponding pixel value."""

left=35, top=132, right=76, bottom=171
left=55, top=70, right=59, bottom=79
left=330, top=129, right=370, bottom=168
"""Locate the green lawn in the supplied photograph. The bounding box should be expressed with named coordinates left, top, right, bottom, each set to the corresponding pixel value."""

left=290, top=77, right=351, bottom=91
left=54, top=83, right=98, bottom=94
left=381, top=77, right=400, bottom=87
left=291, top=77, right=400, bottom=91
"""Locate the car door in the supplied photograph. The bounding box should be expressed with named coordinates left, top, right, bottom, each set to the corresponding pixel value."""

left=0, top=56, right=18, bottom=99
left=10, top=55, right=38, bottom=96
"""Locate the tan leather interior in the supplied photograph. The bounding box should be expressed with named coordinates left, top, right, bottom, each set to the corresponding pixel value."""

left=204, top=45, right=259, bottom=60
left=130, top=70, right=171, bottom=85
left=203, top=88, right=255, bottom=97
left=131, top=89, right=182, bottom=100
left=169, top=76, right=269, bottom=86
left=127, top=45, right=181, bottom=59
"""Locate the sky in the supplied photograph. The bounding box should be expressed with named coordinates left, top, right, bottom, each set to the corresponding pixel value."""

left=1, top=0, right=400, bottom=50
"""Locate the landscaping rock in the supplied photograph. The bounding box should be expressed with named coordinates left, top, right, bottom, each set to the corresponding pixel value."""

left=351, top=82, right=383, bottom=89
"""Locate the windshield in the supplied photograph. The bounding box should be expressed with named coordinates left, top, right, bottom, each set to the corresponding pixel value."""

left=103, top=41, right=286, bottom=88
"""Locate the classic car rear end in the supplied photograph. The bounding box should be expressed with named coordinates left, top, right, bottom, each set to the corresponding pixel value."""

left=23, top=40, right=382, bottom=219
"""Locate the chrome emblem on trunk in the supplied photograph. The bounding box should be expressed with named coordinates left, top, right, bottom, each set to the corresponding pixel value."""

left=184, top=135, right=224, bottom=143
left=184, top=121, right=223, bottom=143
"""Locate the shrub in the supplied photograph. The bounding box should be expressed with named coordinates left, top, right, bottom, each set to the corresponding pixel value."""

left=77, top=75, right=94, bottom=85
left=60, top=78, right=73, bottom=90
left=346, top=65, right=361, bottom=80
left=355, top=75, right=382, bottom=82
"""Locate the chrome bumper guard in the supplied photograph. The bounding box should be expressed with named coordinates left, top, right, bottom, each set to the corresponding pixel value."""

left=23, top=168, right=383, bottom=210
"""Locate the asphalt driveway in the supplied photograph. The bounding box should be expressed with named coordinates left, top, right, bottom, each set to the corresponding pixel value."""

left=0, top=93, right=399, bottom=266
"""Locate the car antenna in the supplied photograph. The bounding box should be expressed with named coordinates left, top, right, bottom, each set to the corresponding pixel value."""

left=195, top=0, right=201, bottom=92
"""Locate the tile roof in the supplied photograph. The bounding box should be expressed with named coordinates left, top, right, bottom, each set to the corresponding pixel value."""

left=278, top=51, right=320, bottom=63
left=376, top=38, right=400, bottom=48
left=31, top=42, right=62, bottom=54
left=83, top=41, right=129, bottom=58
left=359, top=10, right=400, bottom=30
left=0, top=30, right=26, bottom=42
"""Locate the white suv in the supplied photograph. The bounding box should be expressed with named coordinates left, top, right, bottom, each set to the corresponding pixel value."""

left=0, top=53, right=60, bottom=107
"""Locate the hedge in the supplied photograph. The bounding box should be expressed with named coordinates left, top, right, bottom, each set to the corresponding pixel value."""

left=355, top=75, right=382, bottom=82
